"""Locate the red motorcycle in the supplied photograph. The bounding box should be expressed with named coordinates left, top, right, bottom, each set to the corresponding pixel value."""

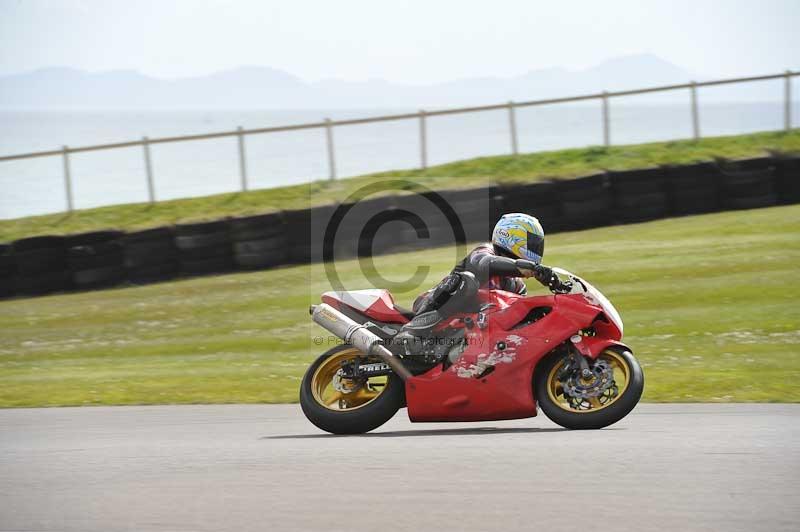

left=302, top=262, right=644, bottom=434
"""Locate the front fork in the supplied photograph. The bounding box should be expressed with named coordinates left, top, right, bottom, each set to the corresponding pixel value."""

left=557, top=334, right=594, bottom=381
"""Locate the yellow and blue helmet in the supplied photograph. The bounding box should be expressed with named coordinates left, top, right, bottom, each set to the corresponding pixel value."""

left=491, top=213, right=545, bottom=263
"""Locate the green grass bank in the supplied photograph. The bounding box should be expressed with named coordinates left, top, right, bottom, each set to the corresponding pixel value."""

left=1, top=129, right=798, bottom=242
left=1, top=204, right=798, bottom=407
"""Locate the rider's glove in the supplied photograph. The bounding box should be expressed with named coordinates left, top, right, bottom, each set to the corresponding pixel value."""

left=533, top=265, right=572, bottom=294
left=532, top=265, right=554, bottom=285
left=441, top=273, right=462, bottom=294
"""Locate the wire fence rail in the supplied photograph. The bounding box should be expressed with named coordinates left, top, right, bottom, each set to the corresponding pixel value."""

left=1, top=70, right=796, bottom=212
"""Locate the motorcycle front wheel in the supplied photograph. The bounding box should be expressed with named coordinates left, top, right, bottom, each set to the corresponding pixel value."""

left=534, top=347, right=644, bottom=430
left=300, top=345, right=405, bottom=434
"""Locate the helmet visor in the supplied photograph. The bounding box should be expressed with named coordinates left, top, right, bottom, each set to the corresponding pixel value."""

left=527, top=231, right=544, bottom=260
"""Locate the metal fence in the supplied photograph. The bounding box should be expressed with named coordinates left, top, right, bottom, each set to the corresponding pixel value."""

left=0, top=70, right=796, bottom=213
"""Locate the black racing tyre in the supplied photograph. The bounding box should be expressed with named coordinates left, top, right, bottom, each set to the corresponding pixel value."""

left=614, top=192, right=669, bottom=223
left=287, top=244, right=311, bottom=265
left=300, top=345, right=405, bottom=434
left=11, top=235, right=66, bottom=253
left=229, top=213, right=286, bottom=241
left=12, top=236, right=67, bottom=275
left=0, top=278, right=14, bottom=298
left=13, top=248, right=67, bottom=274
left=232, top=236, right=286, bottom=255
left=774, top=154, right=800, bottom=204
left=177, top=243, right=231, bottom=261
left=670, top=187, right=717, bottom=215
left=180, top=256, right=233, bottom=275
left=124, top=226, right=174, bottom=243
left=124, top=240, right=177, bottom=268
left=73, top=266, right=126, bottom=288
left=174, top=220, right=229, bottom=236
left=234, top=250, right=288, bottom=269
left=65, top=230, right=124, bottom=248
left=14, top=270, right=72, bottom=295
left=560, top=195, right=612, bottom=230
left=534, top=347, right=644, bottom=430
left=127, top=262, right=179, bottom=284
left=0, top=244, right=14, bottom=276
left=725, top=194, right=778, bottom=210
left=67, top=244, right=124, bottom=270
left=175, top=231, right=229, bottom=250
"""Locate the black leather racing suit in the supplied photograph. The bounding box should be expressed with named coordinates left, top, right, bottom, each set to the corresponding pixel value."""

left=411, top=243, right=528, bottom=316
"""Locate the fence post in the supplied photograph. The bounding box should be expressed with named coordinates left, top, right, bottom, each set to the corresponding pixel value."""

left=601, top=91, right=610, bottom=147
left=785, top=71, right=793, bottom=132
left=508, top=101, right=519, bottom=155
left=142, top=136, right=156, bottom=203
left=61, top=145, right=74, bottom=212
left=419, top=110, right=428, bottom=170
left=324, top=118, right=336, bottom=180
left=236, top=126, right=249, bottom=191
left=690, top=81, right=701, bottom=140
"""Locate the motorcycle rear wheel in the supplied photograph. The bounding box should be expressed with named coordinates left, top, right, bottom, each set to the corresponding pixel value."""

left=534, top=347, right=644, bottom=430
left=300, top=345, right=405, bottom=434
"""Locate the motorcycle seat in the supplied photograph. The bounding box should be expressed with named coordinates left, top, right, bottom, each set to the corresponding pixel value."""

left=321, top=289, right=413, bottom=323
left=393, top=304, right=416, bottom=321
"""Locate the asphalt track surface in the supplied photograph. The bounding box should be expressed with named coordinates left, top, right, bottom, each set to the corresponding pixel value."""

left=1, top=404, right=798, bottom=532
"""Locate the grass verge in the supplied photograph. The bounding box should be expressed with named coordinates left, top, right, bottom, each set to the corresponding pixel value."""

left=1, top=129, right=798, bottom=242
left=1, top=204, right=798, bottom=407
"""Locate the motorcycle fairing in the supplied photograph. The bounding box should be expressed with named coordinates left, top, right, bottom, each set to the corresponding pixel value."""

left=405, top=291, right=617, bottom=422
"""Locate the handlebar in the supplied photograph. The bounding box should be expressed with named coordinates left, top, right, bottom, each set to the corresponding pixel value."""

left=515, top=259, right=573, bottom=294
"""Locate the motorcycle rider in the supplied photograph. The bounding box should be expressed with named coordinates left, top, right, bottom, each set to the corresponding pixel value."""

left=395, top=213, right=571, bottom=348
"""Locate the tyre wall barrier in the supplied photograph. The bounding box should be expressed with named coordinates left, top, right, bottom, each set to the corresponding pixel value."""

left=0, top=244, right=14, bottom=298
left=0, top=155, right=797, bottom=300
left=664, top=162, right=720, bottom=216
left=11, top=235, right=71, bottom=295
left=230, top=212, right=287, bottom=269
left=557, top=173, right=613, bottom=231
left=608, top=167, right=669, bottom=224
left=496, top=182, right=563, bottom=232
left=775, top=154, right=800, bottom=204
left=174, top=220, right=233, bottom=276
left=716, top=157, right=777, bottom=211
left=123, top=227, right=179, bottom=284
left=67, top=230, right=126, bottom=289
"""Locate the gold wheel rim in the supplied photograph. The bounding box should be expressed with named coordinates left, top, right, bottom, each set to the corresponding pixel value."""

left=546, top=350, right=630, bottom=413
left=311, top=349, right=389, bottom=411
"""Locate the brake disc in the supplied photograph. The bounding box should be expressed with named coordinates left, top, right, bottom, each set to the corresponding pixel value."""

left=332, top=370, right=364, bottom=394
left=562, top=359, right=615, bottom=400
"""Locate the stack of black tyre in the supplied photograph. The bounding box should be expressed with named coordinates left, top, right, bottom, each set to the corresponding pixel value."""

left=436, top=187, right=496, bottom=244
left=392, top=192, right=455, bottom=249
left=229, top=212, right=287, bottom=269
left=716, top=157, right=777, bottom=210
left=174, top=220, right=233, bottom=276
left=11, top=236, right=71, bottom=295
left=0, top=244, right=15, bottom=298
left=123, top=227, right=179, bottom=284
left=775, top=153, right=800, bottom=204
left=496, top=181, right=563, bottom=233
left=66, top=231, right=126, bottom=290
left=333, top=196, right=397, bottom=259
left=557, top=174, right=612, bottom=231
left=283, top=208, right=312, bottom=264
left=664, top=162, right=720, bottom=216
left=609, top=167, right=669, bottom=224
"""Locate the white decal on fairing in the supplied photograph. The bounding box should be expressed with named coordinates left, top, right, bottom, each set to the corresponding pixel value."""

left=453, top=335, right=525, bottom=379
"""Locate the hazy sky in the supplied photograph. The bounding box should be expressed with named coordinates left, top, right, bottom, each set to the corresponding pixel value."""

left=0, top=0, right=797, bottom=82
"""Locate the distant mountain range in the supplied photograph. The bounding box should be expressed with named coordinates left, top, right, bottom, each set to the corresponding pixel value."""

left=0, top=54, right=781, bottom=109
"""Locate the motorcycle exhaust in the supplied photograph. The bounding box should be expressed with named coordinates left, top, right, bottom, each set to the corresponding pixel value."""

left=310, top=303, right=413, bottom=381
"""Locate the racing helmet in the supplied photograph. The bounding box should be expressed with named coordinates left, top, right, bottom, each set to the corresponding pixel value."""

left=491, top=212, right=545, bottom=263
